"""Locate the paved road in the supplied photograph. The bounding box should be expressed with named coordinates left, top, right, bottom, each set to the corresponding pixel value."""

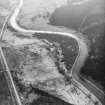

left=7, top=0, right=105, bottom=104
left=0, top=11, right=22, bottom=105
left=71, top=40, right=105, bottom=104
left=0, top=48, right=22, bottom=105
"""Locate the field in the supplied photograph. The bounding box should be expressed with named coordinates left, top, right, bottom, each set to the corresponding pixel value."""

left=49, top=0, right=105, bottom=91
left=0, top=0, right=105, bottom=105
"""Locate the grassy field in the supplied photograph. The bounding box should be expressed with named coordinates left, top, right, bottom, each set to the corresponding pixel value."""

left=49, top=0, right=105, bottom=91
left=0, top=36, right=77, bottom=105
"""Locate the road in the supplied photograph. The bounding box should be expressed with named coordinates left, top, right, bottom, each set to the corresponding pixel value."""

left=0, top=48, right=22, bottom=105
left=0, top=10, right=22, bottom=105
left=4, top=0, right=105, bottom=104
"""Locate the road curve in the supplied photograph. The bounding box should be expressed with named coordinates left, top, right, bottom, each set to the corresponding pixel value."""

left=8, top=0, right=104, bottom=104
